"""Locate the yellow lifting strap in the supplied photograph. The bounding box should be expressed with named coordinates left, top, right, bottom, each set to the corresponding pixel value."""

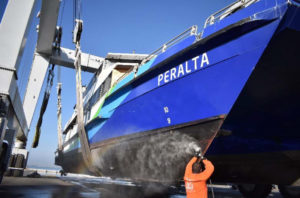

left=32, top=65, right=54, bottom=148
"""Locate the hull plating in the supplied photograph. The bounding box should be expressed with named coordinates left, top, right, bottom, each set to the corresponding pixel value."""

left=208, top=28, right=300, bottom=185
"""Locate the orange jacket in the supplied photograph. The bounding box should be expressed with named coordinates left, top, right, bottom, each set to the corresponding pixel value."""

left=184, top=157, right=214, bottom=198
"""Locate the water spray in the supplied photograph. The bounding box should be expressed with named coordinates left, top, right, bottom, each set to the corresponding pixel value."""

left=194, top=147, right=203, bottom=159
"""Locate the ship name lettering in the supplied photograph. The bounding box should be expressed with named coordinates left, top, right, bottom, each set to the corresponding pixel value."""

left=158, top=52, right=209, bottom=86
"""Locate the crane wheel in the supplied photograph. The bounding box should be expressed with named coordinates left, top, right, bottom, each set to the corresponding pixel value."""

left=4, top=154, right=16, bottom=176
left=12, top=154, right=24, bottom=177
left=278, top=185, right=300, bottom=198
left=237, top=184, right=272, bottom=198
left=0, top=142, right=9, bottom=182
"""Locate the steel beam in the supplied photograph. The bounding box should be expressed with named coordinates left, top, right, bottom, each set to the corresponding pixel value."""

left=6, top=77, right=28, bottom=141
left=0, top=59, right=29, bottom=142
left=23, top=53, right=49, bottom=128
left=36, top=0, right=60, bottom=55
left=0, top=0, right=37, bottom=72
left=50, top=48, right=104, bottom=73
left=0, top=0, right=38, bottom=142
left=106, top=53, right=148, bottom=63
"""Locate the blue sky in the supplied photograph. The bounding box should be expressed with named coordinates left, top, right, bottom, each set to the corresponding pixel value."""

left=16, top=0, right=235, bottom=168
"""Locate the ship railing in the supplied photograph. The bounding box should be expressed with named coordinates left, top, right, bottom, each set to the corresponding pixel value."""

left=204, top=0, right=258, bottom=28
left=141, top=25, right=198, bottom=65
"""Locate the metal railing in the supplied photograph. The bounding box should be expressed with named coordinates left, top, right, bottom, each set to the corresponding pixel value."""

left=204, top=0, right=258, bottom=28
left=140, top=1, right=258, bottom=66
left=141, top=25, right=198, bottom=64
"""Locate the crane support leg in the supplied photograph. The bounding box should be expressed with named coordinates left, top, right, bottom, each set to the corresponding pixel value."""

left=23, top=53, right=50, bottom=128
left=0, top=96, right=9, bottom=155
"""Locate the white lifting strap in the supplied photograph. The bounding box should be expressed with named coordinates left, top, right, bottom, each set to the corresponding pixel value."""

left=74, top=42, right=93, bottom=169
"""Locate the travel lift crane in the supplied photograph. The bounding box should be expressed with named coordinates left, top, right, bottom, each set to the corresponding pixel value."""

left=0, top=0, right=147, bottom=182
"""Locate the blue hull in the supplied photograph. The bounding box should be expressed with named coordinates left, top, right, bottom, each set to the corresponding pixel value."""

left=58, top=0, right=300, bottom=184
left=89, top=8, right=277, bottom=145
left=208, top=12, right=300, bottom=184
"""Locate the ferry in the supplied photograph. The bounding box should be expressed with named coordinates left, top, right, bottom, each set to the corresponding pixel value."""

left=55, top=0, right=300, bottom=191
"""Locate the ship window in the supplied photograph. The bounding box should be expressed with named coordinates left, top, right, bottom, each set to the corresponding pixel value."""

left=84, top=73, right=112, bottom=112
left=84, top=65, right=133, bottom=113
left=83, top=74, right=97, bottom=98
left=101, top=73, right=112, bottom=97
left=83, top=64, right=103, bottom=98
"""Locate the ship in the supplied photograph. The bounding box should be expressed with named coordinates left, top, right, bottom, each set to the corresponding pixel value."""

left=55, top=0, right=300, bottom=188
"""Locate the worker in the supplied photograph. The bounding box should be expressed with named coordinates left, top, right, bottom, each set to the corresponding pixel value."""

left=184, top=156, right=214, bottom=198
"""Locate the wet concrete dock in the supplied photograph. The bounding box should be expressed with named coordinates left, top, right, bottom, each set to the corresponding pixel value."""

left=0, top=175, right=282, bottom=198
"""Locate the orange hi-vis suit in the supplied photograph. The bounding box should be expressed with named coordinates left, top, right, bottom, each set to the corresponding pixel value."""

left=184, top=157, right=214, bottom=198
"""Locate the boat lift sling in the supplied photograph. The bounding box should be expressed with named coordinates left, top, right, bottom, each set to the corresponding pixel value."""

left=73, top=19, right=94, bottom=170
left=71, top=0, right=95, bottom=170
